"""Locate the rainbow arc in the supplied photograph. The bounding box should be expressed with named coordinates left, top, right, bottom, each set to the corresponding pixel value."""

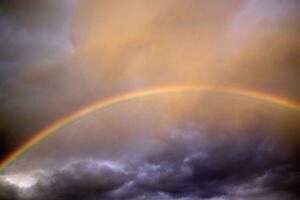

left=1, top=85, right=300, bottom=172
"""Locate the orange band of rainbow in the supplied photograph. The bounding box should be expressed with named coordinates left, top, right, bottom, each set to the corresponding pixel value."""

left=1, top=85, right=300, bottom=172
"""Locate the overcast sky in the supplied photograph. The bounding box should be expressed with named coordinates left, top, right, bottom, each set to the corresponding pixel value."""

left=0, top=0, right=300, bottom=199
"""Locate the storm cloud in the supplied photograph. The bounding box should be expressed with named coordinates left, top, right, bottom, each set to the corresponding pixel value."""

left=1, top=127, right=299, bottom=200
left=0, top=1, right=300, bottom=200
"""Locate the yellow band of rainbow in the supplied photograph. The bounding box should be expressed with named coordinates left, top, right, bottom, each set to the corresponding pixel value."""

left=1, top=85, right=300, bottom=172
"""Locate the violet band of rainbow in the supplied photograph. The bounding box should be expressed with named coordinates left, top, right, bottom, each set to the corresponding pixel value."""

left=1, top=85, right=300, bottom=172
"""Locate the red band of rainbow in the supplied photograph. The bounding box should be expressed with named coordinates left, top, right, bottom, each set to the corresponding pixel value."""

left=1, top=85, right=300, bottom=172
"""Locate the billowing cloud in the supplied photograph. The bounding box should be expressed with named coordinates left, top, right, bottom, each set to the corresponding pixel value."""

left=1, top=127, right=299, bottom=199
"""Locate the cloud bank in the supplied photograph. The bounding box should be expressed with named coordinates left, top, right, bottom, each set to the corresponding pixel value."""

left=1, top=127, right=299, bottom=200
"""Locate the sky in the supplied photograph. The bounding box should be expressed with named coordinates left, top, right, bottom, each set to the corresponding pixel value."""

left=0, top=0, right=300, bottom=199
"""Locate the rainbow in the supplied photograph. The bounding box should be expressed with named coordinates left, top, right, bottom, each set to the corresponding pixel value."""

left=1, top=85, right=300, bottom=172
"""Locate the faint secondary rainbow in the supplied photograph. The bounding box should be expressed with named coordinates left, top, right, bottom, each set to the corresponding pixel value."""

left=1, top=85, right=300, bottom=172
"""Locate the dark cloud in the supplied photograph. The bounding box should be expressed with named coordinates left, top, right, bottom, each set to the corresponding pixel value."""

left=0, top=0, right=77, bottom=160
left=0, top=180, right=19, bottom=200
left=0, top=0, right=76, bottom=79
left=1, top=129, right=299, bottom=200
left=28, top=161, right=128, bottom=200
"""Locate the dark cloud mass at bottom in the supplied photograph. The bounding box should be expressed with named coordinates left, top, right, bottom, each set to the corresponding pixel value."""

left=1, top=128, right=299, bottom=200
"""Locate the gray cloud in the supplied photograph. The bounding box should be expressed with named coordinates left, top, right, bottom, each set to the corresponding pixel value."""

left=1, top=127, right=299, bottom=200
left=0, top=0, right=76, bottom=78
left=0, top=180, right=19, bottom=200
left=0, top=0, right=78, bottom=160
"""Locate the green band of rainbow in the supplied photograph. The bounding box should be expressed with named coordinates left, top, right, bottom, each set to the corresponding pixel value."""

left=1, top=85, right=300, bottom=172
